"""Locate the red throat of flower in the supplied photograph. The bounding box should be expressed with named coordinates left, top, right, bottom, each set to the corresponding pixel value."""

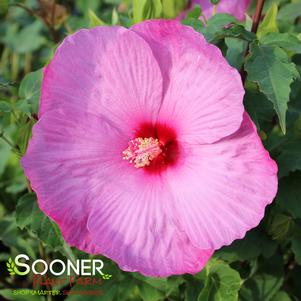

left=122, top=123, right=179, bottom=173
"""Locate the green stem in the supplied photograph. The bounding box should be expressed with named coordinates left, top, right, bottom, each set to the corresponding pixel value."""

left=24, top=52, right=32, bottom=74
left=251, top=0, right=266, bottom=34
left=0, top=131, right=22, bottom=156
left=38, top=243, right=52, bottom=301
left=26, top=178, right=32, bottom=193
left=201, top=13, right=208, bottom=25
left=0, top=47, right=9, bottom=71
left=11, top=52, right=19, bottom=81
left=240, top=0, right=266, bottom=84
left=63, top=243, right=77, bottom=266
left=11, top=110, right=21, bottom=126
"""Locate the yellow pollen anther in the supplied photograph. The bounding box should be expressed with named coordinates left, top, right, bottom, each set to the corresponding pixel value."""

left=122, top=137, right=162, bottom=168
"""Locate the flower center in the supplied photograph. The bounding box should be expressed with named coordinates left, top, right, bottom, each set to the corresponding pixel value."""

left=122, top=123, right=179, bottom=173
left=123, top=137, right=162, bottom=168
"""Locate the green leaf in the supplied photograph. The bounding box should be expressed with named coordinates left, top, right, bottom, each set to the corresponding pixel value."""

left=185, top=276, right=205, bottom=301
left=213, top=24, right=255, bottom=43
left=261, top=33, right=301, bottom=54
left=16, top=21, right=46, bottom=53
left=15, top=194, right=36, bottom=230
left=138, top=283, right=164, bottom=301
left=0, top=216, right=37, bottom=258
left=132, top=0, right=162, bottom=23
left=216, top=229, right=277, bottom=262
left=115, top=278, right=140, bottom=301
left=162, top=0, right=188, bottom=19
left=18, top=69, right=43, bottom=115
left=277, top=2, right=301, bottom=22
left=266, top=212, right=295, bottom=240
left=166, top=277, right=185, bottom=298
left=0, top=0, right=8, bottom=16
left=0, top=100, right=11, bottom=112
left=75, top=0, right=100, bottom=15
left=200, top=14, right=255, bottom=43
left=133, top=274, right=168, bottom=292
left=244, top=87, right=274, bottom=130
left=88, top=9, right=106, bottom=27
left=16, top=193, right=63, bottom=249
left=3, top=21, right=46, bottom=54
left=181, top=5, right=204, bottom=31
left=111, top=8, right=119, bottom=25
left=182, top=18, right=204, bottom=33
left=257, top=4, right=278, bottom=39
left=245, top=42, right=299, bottom=133
left=183, top=12, right=255, bottom=44
left=201, top=13, right=237, bottom=42
left=277, top=141, right=301, bottom=177
left=225, top=37, right=248, bottom=69
left=186, top=4, right=202, bottom=19
left=276, top=174, right=301, bottom=219
left=240, top=274, right=283, bottom=301
left=15, top=117, right=35, bottom=155
left=291, top=236, right=301, bottom=266
left=198, top=260, right=241, bottom=301
left=132, top=274, right=183, bottom=298
left=0, top=133, right=11, bottom=176
left=271, top=291, right=292, bottom=301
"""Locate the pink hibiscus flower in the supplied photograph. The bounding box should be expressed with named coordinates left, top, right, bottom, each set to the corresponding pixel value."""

left=22, top=20, right=278, bottom=277
left=191, top=0, right=252, bottom=21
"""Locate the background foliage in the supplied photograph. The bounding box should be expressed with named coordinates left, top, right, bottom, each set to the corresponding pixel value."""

left=0, top=0, right=301, bottom=300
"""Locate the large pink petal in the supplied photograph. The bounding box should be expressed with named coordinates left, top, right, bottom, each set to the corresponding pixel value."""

left=87, top=180, right=213, bottom=277
left=166, top=113, right=278, bottom=250
left=21, top=108, right=131, bottom=254
left=131, top=20, right=244, bottom=144
left=40, top=27, right=119, bottom=116
left=40, top=26, right=163, bottom=134
left=22, top=108, right=213, bottom=276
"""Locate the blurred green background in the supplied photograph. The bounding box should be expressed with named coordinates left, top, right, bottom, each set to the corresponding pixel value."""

left=1, top=0, right=301, bottom=300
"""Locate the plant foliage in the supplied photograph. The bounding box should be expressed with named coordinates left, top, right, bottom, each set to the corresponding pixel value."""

left=0, top=0, right=301, bottom=300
